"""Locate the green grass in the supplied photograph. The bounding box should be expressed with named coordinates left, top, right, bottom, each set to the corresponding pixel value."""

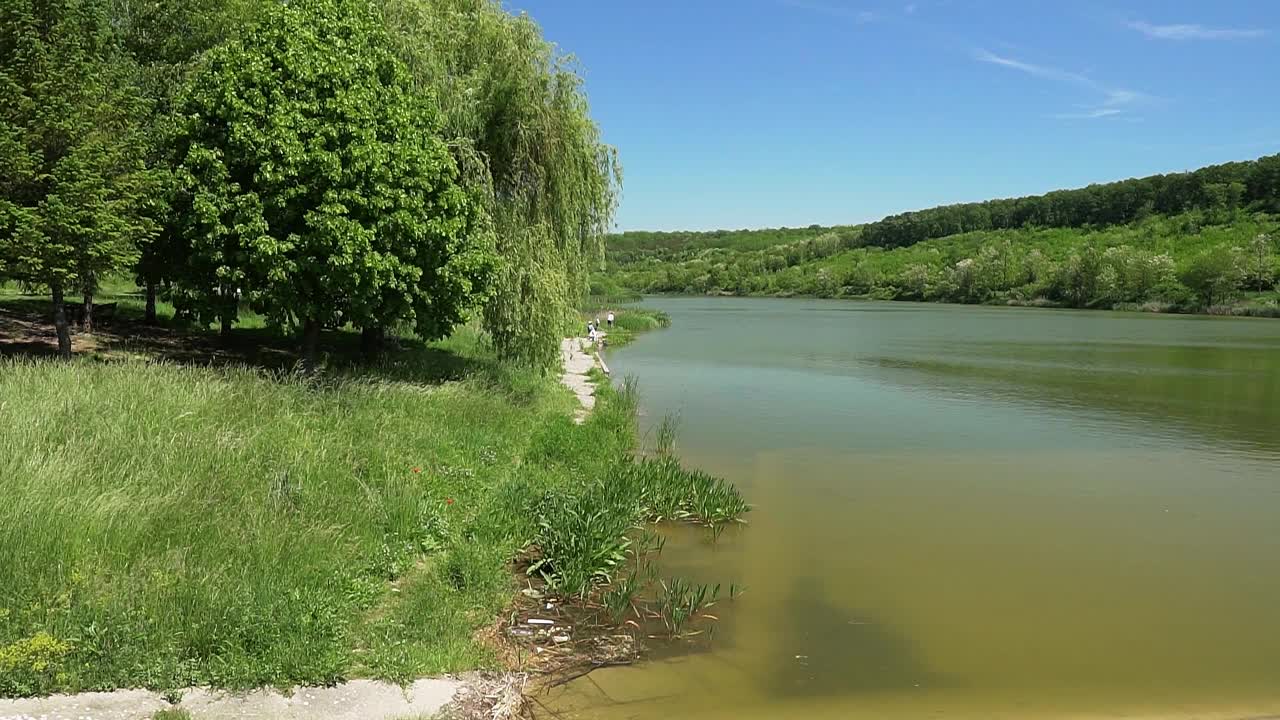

left=151, top=710, right=192, bottom=720
left=0, top=285, right=745, bottom=698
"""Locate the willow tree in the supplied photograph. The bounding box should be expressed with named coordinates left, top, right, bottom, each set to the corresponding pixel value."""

left=380, top=0, right=621, bottom=368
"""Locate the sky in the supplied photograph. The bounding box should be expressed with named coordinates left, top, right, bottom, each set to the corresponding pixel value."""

left=508, top=0, right=1280, bottom=232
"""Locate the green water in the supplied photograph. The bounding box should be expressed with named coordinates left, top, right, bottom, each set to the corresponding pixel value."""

left=544, top=297, right=1280, bottom=720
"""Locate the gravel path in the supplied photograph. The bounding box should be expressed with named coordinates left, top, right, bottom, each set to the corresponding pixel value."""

left=0, top=679, right=463, bottom=720
left=560, top=336, right=605, bottom=424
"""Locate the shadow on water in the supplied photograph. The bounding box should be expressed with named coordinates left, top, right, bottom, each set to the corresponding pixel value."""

left=765, top=575, right=945, bottom=699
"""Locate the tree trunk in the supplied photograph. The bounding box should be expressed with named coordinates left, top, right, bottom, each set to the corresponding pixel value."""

left=82, top=288, right=94, bottom=333
left=145, top=281, right=157, bottom=324
left=51, top=282, right=71, bottom=359
left=360, top=326, right=385, bottom=358
left=220, top=291, right=236, bottom=340
left=302, top=317, right=320, bottom=374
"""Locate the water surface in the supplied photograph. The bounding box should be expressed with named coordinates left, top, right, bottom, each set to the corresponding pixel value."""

left=545, top=297, right=1280, bottom=719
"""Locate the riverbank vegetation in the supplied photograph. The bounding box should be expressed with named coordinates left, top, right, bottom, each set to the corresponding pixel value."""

left=576, top=304, right=670, bottom=348
left=0, top=0, right=746, bottom=702
left=0, top=287, right=745, bottom=697
left=601, top=155, right=1280, bottom=316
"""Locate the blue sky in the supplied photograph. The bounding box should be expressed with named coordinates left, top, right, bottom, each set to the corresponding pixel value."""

left=509, top=0, right=1280, bottom=231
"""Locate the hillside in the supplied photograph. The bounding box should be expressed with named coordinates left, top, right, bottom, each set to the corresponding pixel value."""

left=600, top=155, right=1280, bottom=315
left=606, top=225, right=860, bottom=264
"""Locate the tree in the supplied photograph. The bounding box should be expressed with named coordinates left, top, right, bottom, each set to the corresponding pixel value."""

left=381, top=0, right=621, bottom=369
left=169, top=0, right=494, bottom=368
left=1053, top=246, right=1104, bottom=307
left=109, top=0, right=258, bottom=324
left=897, top=263, right=934, bottom=300
left=1246, top=233, right=1275, bottom=291
left=1180, top=246, right=1245, bottom=308
left=1, top=0, right=156, bottom=355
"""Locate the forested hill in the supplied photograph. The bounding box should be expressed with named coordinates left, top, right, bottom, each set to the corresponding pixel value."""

left=857, top=154, right=1279, bottom=249
left=600, top=153, right=1280, bottom=316
left=607, top=224, right=859, bottom=264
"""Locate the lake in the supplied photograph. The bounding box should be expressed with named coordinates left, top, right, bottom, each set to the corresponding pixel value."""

left=542, top=297, right=1280, bottom=719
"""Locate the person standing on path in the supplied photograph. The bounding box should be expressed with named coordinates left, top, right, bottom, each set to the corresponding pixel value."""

left=607, top=311, right=615, bottom=329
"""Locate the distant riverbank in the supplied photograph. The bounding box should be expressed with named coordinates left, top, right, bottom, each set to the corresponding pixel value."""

left=623, top=288, right=1280, bottom=318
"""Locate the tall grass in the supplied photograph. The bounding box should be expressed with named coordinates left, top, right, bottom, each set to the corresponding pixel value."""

left=0, top=327, right=745, bottom=696
left=525, top=381, right=747, bottom=598
left=0, top=336, right=575, bottom=696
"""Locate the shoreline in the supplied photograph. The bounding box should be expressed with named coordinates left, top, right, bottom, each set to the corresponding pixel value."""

left=626, top=291, right=1280, bottom=319
left=0, top=308, right=732, bottom=717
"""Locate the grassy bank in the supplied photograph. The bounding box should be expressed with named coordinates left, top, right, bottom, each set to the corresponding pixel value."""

left=0, top=289, right=743, bottom=698
left=577, top=305, right=671, bottom=348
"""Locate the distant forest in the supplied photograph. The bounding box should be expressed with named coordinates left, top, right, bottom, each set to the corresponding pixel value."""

left=599, top=154, right=1280, bottom=316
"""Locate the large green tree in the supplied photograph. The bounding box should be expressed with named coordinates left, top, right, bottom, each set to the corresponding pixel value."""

left=0, top=0, right=156, bottom=355
left=168, top=0, right=494, bottom=367
left=381, top=0, right=621, bottom=368
left=1180, top=245, right=1246, bottom=308
left=109, top=0, right=257, bottom=324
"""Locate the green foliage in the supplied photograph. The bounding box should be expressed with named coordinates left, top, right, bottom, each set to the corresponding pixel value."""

left=110, top=0, right=260, bottom=303
left=530, top=455, right=748, bottom=596
left=607, top=224, right=859, bottom=264
left=0, top=632, right=74, bottom=697
left=166, top=0, right=494, bottom=350
left=0, top=0, right=159, bottom=342
left=602, top=211, right=1280, bottom=315
left=856, top=155, right=1277, bottom=250
left=1180, top=245, right=1247, bottom=307
left=1245, top=233, right=1276, bottom=290
left=380, top=0, right=621, bottom=369
left=599, top=152, right=1280, bottom=317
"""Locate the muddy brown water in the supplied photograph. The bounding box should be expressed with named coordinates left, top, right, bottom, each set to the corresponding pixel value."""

left=539, top=297, right=1280, bottom=719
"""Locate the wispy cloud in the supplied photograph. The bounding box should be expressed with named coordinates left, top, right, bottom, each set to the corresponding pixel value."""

left=973, top=49, right=1095, bottom=88
left=974, top=49, right=1148, bottom=120
left=781, top=0, right=878, bottom=24
left=1128, top=20, right=1266, bottom=40
left=1051, top=108, right=1123, bottom=120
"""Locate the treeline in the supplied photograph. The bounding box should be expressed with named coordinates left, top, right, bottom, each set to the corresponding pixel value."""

left=860, top=155, right=1280, bottom=249
left=0, top=0, right=618, bottom=367
left=601, top=153, right=1280, bottom=316
left=607, top=224, right=858, bottom=264
left=606, top=212, right=1280, bottom=315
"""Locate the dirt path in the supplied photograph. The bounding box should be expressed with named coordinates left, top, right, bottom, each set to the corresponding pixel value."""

left=559, top=336, right=606, bottom=423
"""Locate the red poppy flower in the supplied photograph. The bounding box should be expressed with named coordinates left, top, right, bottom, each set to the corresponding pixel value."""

left=412, top=467, right=421, bottom=473
left=445, top=498, right=455, bottom=505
